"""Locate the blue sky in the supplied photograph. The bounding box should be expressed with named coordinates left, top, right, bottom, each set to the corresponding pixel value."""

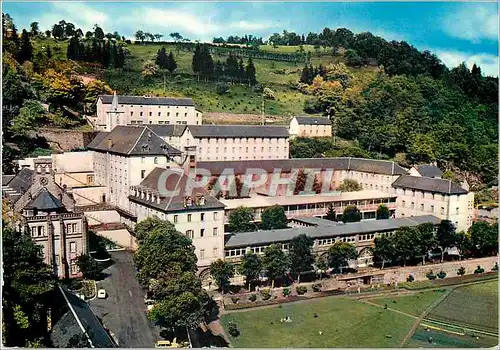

left=3, top=1, right=499, bottom=76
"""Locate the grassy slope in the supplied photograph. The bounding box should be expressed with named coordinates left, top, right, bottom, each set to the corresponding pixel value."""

left=221, top=297, right=415, bottom=348
left=428, top=280, right=498, bottom=332
left=32, top=38, right=376, bottom=119
left=407, top=327, right=498, bottom=348
left=368, top=290, right=446, bottom=317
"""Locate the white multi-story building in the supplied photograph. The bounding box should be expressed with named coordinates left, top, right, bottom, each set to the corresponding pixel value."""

left=289, top=116, right=332, bottom=138
left=94, top=93, right=203, bottom=131
left=392, top=175, right=474, bottom=231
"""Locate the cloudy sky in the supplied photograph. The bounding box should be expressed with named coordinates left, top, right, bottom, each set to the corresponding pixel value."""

left=3, top=1, right=499, bottom=76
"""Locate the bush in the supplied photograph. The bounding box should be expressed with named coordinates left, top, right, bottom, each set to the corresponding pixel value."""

left=248, top=294, right=257, bottom=302
left=426, top=271, right=436, bottom=280
left=312, top=283, right=322, bottom=292
left=406, top=274, right=415, bottom=282
left=303, top=97, right=322, bottom=114
left=227, top=321, right=240, bottom=337
left=474, top=265, right=485, bottom=274
left=457, top=266, right=466, bottom=276
left=230, top=296, right=239, bottom=304
left=296, top=286, right=307, bottom=295
left=216, top=82, right=230, bottom=95
left=437, top=271, right=447, bottom=279
left=260, top=288, right=271, bottom=300
left=282, top=287, right=291, bottom=297
left=492, top=262, right=498, bottom=271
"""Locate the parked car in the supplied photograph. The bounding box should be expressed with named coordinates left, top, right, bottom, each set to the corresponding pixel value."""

left=97, top=289, right=107, bottom=299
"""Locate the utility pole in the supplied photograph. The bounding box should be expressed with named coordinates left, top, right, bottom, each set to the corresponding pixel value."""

left=163, top=74, right=166, bottom=93
left=261, top=97, right=265, bottom=126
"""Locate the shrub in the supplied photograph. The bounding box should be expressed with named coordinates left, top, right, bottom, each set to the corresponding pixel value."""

left=437, top=270, right=447, bottom=279
left=282, top=287, right=291, bottom=297
left=474, top=265, right=485, bottom=274
left=248, top=294, right=257, bottom=302
left=230, top=296, right=239, bottom=304
left=426, top=271, right=436, bottom=280
left=227, top=321, right=240, bottom=337
left=312, top=283, right=322, bottom=292
left=296, top=286, right=307, bottom=295
left=457, top=266, right=466, bottom=276
left=260, top=288, right=271, bottom=300
left=492, top=262, right=498, bottom=271
left=406, top=274, right=415, bottom=282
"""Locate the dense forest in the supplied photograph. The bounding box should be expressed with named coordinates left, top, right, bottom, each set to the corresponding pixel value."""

left=2, top=14, right=498, bottom=189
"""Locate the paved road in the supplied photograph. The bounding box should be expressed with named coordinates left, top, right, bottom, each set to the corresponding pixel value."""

left=89, top=251, right=161, bottom=347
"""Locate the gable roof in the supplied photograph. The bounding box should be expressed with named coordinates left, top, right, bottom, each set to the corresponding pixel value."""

left=86, top=131, right=110, bottom=149
left=196, top=157, right=408, bottom=176
left=87, top=126, right=181, bottom=156
left=415, top=164, right=443, bottom=178
left=187, top=125, right=289, bottom=138
left=98, top=94, right=195, bottom=107
left=2, top=175, right=15, bottom=186
left=147, top=124, right=188, bottom=137
left=4, top=168, right=33, bottom=194
left=225, top=215, right=441, bottom=248
left=392, top=175, right=468, bottom=195
left=25, top=188, right=65, bottom=211
left=129, top=167, right=225, bottom=213
left=294, top=116, right=332, bottom=125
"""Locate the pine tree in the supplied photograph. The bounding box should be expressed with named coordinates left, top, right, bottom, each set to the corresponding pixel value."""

left=214, top=60, right=224, bottom=78
left=17, top=29, right=33, bottom=63
left=300, top=65, right=310, bottom=83
left=46, top=46, right=52, bottom=59
left=245, top=57, right=257, bottom=86
left=192, top=43, right=201, bottom=80
left=155, top=47, right=169, bottom=70
left=166, top=52, right=177, bottom=73
left=325, top=204, right=336, bottom=221
left=66, top=36, right=79, bottom=60
left=238, top=57, right=245, bottom=83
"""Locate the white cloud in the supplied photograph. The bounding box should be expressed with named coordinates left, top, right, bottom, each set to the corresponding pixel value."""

left=38, top=3, right=108, bottom=32
left=435, top=49, right=498, bottom=77
left=442, top=4, right=498, bottom=42
left=229, top=21, right=274, bottom=31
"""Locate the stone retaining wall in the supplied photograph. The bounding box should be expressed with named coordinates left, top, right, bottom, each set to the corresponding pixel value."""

left=32, top=128, right=98, bottom=152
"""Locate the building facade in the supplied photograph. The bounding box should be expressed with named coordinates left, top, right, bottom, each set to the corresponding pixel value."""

left=289, top=116, right=332, bottom=138
left=95, top=94, right=202, bottom=131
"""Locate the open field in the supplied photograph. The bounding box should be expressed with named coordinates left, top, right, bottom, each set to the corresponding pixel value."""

left=221, top=297, right=415, bottom=348
left=427, top=280, right=498, bottom=333
left=368, top=290, right=445, bottom=317
left=406, top=326, right=498, bottom=348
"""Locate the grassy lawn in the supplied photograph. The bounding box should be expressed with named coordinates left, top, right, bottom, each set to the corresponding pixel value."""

left=427, top=280, right=498, bottom=333
left=221, top=297, right=415, bottom=348
left=368, top=290, right=446, bottom=317
left=407, top=326, right=498, bottom=348
left=399, top=272, right=498, bottom=290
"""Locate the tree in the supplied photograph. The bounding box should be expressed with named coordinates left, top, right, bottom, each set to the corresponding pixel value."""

left=17, top=29, right=33, bottom=63
left=209, top=259, right=234, bottom=293
left=327, top=242, right=357, bottom=273
left=456, top=230, right=473, bottom=259
left=166, top=52, right=178, bottom=73
left=228, top=206, right=255, bottom=233
left=29, top=22, right=39, bottom=37
left=238, top=252, right=262, bottom=291
left=392, top=226, right=420, bottom=266
left=135, top=30, right=145, bottom=43
left=75, top=254, right=102, bottom=279
left=155, top=47, right=169, bottom=70
left=10, top=100, right=46, bottom=137
left=289, top=234, right=314, bottom=282
left=338, top=179, right=362, bottom=192
left=315, top=254, right=329, bottom=280
left=342, top=206, right=361, bottom=223
left=141, top=60, right=159, bottom=79
left=262, top=244, right=289, bottom=288
left=45, top=30, right=51, bottom=38
left=134, top=216, right=175, bottom=245
left=373, top=235, right=394, bottom=269
left=67, top=333, right=89, bottom=348
left=469, top=221, right=498, bottom=257
left=325, top=204, right=336, bottom=221
left=134, top=224, right=198, bottom=286
left=154, top=33, right=164, bottom=42
left=2, top=226, right=56, bottom=347
left=51, top=23, right=64, bottom=39
left=260, top=205, right=288, bottom=230
left=376, top=204, right=390, bottom=220
left=85, top=31, right=93, bottom=39
left=416, top=222, right=436, bottom=265
left=94, top=25, right=104, bottom=40
left=436, top=220, right=457, bottom=262
left=245, top=57, right=257, bottom=86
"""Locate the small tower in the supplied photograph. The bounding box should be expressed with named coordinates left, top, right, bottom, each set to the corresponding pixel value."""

left=106, top=91, right=124, bottom=131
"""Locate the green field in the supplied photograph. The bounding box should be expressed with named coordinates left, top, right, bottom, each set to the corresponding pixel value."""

left=221, top=297, right=415, bottom=348
left=428, top=280, right=498, bottom=333
left=368, top=290, right=446, bottom=317
left=407, top=326, right=498, bottom=348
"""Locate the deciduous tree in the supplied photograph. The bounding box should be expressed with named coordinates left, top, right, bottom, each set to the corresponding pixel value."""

left=289, top=234, right=314, bottom=282
left=238, top=252, right=262, bottom=291
left=228, top=206, right=255, bottom=233
left=373, top=235, right=394, bottom=269
left=262, top=244, right=289, bottom=288
left=436, top=220, right=458, bottom=262
left=376, top=204, right=390, bottom=220
left=327, top=242, right=357, bottom=273
left=342, top=205, right=361, bottom=223
left=210, top=259, right=234, bottom=293
left=260, top=205, right=288, bottom=230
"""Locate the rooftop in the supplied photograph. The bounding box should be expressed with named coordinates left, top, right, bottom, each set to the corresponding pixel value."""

left=87, top=126, right=181, bottom=156
left=86, top=131, right=110, bottom=149
left=98, top=94, right=195, bottom=107
left=220, top=190, right=396, bottom=210
left=415, top=164, right=443, bottom=178
left=25, top=188, right=65, bottom=211
left=187, top=125, right=289, bottom=138
left=129, top=167, right=225, bottom=212
left=147, top=124, right=188, bottom=137
left=225, top=215, right=441, bottom=248
left=196, top=157, right=408, bottom=176
left=294, top=116, right=332, bottom=125
left=3, top=167, right=33, bottom=199
left=392, top=175, right=468, bottom=195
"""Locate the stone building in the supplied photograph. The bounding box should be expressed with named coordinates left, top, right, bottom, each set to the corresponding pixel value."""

left=289, top=116, right=332, bottom=138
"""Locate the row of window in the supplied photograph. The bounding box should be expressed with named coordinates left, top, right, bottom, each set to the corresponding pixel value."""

left=200, top=146, right=288, bottom=154
left=130, top=111, right=189, bottom=118
left=117, top=104, right=190, bottom=109
left=200, top=137, right=287, bottom=144
left=199, top=247, right=219, bottom=259
left=204, top=154, right=285, bottom=161
left=400, top=201, right=459, bottom=215
left=31, top=224, right=80, bottom=236
left=317, top=236, right=356, bottom=245
left=185, top=227, right=219, bottom=239
left=173, top=212, right=219, bottom=224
